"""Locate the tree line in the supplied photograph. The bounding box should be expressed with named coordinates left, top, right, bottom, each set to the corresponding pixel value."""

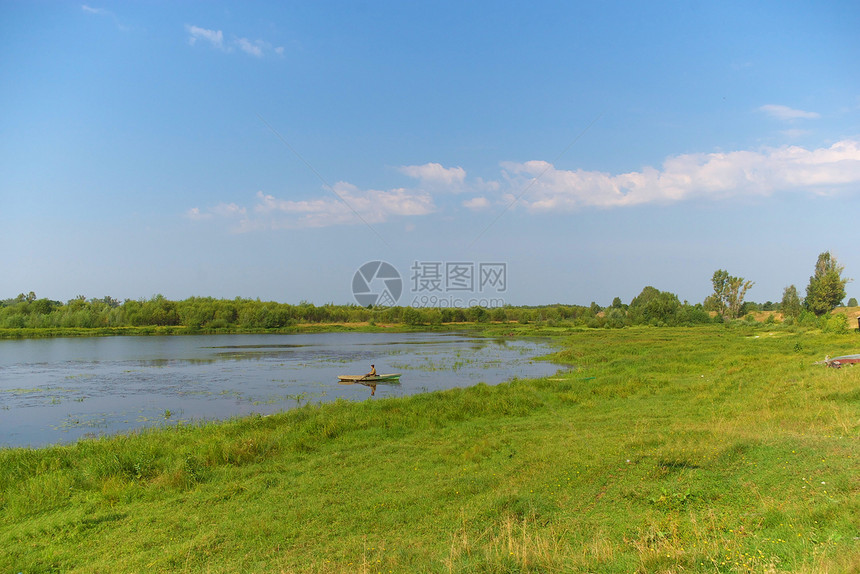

left=1, top=252, right=852, bottom=331
left=703, top=251, right=852, bottom=322
left=0, top=292, right=715, bottom=330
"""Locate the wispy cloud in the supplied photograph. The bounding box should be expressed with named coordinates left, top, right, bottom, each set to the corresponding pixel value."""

left=499, top=140, right=860, bottom=212
left=185, top=207, right=210, bottom=221
left=400, top=163, right=466, bottom=187
left=189, top=186, right=434, bottom=232
left=236, top=38, right=264, bottom=58
left=187, top=25, right=224, bottom=50
left=82, top=4, right=128, bottom=31
left=186, top=25, right=284, bottom=58
left=759, top=104, right=821, bottom=120
left=462, top=197, right=490, bottom=210
left=185, top=203, right=246, bottom=221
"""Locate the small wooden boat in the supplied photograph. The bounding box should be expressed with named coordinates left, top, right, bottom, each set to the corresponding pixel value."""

left=825, top=354, right=860, bottom=368
left=337, top=373, right=402, bottom=383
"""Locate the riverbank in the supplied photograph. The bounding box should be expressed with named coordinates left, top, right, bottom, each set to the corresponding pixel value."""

left=2, top=325, right=860, bottom=572
left=0, top=323, right=449, bottom=339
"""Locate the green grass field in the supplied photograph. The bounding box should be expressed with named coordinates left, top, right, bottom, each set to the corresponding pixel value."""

left=2, top=325, right=860, bottom=573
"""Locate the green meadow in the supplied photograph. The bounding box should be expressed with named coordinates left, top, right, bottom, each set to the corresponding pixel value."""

left=2, top=324, right=859, bottom=573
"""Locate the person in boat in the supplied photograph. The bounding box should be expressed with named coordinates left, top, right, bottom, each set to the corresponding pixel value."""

left=364, top=364, right=377, bottom=378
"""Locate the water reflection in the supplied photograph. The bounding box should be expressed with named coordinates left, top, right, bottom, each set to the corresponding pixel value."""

left=338, top=380, right=381, bottom=396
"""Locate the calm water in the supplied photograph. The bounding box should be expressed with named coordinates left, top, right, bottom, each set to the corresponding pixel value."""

left=0, top=332, right=562, bottom=448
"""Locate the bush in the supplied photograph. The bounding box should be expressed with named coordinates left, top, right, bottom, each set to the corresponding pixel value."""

left=823, top=314, right=848, bottom=333
left=402, top=307, right=423, bottom=326
left=796, top=310, right=820, bottom=328
left=604, top=308, right=627, bottom=329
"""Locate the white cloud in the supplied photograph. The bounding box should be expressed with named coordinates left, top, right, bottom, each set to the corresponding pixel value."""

left=236, top=38, right=264, bottom=58
left=186, top=203, right=245, bottom=223
left=189, top=140, right=860, bottom=228
left=759, top=104, right=821, bottom=120
left=463, top=197, right=490, bottom=210
left=186, top=25, right=284, bottom=58
left=499, top=140, right=860, bottom=212
left=474, top=177, right=500, bottom=193
left=212, top=203, right=247, bottom=217
left=191, top=185, right=434, bottom=232
left=185, top=207, right=210, bottom=221
left=400, top=163, right=466, bottom=187
left=82, top=5, right=129, bottom=30
left=187, top=25, right=224, bottom=50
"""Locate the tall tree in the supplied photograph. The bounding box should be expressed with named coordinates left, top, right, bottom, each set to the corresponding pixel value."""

left=709, top=269, right=754, bottom=320
left=780, top=285, right=802, bottom=318
left=708, top=270, right=731, bottom=318
left=805, top=251, right=850, bottom=315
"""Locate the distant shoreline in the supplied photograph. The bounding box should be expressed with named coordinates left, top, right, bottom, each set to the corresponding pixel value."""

left=0, top=323, right=453, bottom=340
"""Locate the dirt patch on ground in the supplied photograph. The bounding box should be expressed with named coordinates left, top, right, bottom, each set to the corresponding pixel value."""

left=749, top=311, right=783, bottom=322
left=744, top=308, right=858, bottom=324
left=834, top=306, right=860, bottom=327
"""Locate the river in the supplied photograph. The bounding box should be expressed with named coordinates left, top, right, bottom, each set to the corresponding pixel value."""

left=0, top=332, right=562, bottom=448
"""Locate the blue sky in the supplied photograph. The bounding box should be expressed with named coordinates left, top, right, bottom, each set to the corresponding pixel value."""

left=2, top=1, right=859, bottom=307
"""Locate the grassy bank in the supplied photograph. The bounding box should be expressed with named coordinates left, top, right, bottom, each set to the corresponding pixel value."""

left=2, top=325, right=860, bottom=572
